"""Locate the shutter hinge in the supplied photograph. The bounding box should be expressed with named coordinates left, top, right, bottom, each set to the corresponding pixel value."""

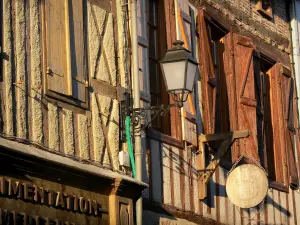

left=46, top=66, right=52, bottom=75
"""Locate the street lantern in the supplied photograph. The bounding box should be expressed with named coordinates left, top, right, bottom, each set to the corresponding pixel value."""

left=120, top=40, right=198, bottom=139
left=160, top=40, right=198, bottom=106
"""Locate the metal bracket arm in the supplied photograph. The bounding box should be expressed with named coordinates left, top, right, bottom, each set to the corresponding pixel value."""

left=198, top=130, right=250, bottom=185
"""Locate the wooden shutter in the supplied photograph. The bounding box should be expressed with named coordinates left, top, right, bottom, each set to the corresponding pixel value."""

left=176, top=2, right=197, bottom=145
left=267, top=63, right=287, bottom=185
left=164, top=0, right=182, bottom=140
left=45, top=0, right=87, bottom=102
left=45, top=0, right=68, bottom=95
left=232, top=34, right=259, bottom=162
left=281, top=66, right=299, bottom=187
left=197, top=9, right=216, bottom=135
left=69, top=0, right=87, bottom=102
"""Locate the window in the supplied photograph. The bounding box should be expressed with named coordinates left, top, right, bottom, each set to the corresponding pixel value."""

left=253, top=55, right=298, bottom=190
left=137, top=0, right=170, bottom=135
left=42, top=0, right=88, bottom=107
left=198, top=12, right=232, bottom=164
left=255, top=0, right=273, bottom=19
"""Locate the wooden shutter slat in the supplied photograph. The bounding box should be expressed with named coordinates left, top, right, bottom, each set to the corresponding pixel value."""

left=177, top=5, right=197, bottom=145
left=70, top=0, right=87, bottom=102
left=281, top=68, right=299, bottom=187
left=267, top=63, right=287, bottom=184
left=46, top=0, right=67, bottom=94
left=232, top=34, right=259, bottom=161
left=198, top=9, right=216, bottom=135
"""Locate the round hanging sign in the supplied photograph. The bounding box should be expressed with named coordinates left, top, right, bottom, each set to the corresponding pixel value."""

left=226, top=164, right=268, bottom=208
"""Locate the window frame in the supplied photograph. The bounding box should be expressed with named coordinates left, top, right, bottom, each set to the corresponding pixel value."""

left=41, top=0, right=89, bottom=109
left=198, top=10, right=233, bottom=169
left=255, top=54, right=290, bottom=192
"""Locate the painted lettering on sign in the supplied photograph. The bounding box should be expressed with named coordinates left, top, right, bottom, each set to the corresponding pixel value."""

left=0, top=177, right=107, bottom=216
left=0, top=208, right=81, bottom=225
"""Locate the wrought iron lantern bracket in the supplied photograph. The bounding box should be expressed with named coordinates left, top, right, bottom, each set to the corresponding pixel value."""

left=119, top=92, right=181, bottom=141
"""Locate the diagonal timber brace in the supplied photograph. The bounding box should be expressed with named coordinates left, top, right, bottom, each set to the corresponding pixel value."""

left=197, top=130, right=250, bottom=199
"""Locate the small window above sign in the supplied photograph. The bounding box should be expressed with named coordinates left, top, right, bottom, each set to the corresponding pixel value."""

left=255, top=0, right=273, bottom=19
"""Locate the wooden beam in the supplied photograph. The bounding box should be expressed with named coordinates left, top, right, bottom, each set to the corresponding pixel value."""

left=198, top=130, right=250, bottom=143
left=197, top=130, right=250, bottom=199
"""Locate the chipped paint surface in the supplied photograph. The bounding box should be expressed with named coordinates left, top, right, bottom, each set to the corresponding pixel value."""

left=15, top=0, right=27, bottom=138
left=3, top=0, right=14, bottom=135
left=91, top=93, right=106, bottom=162
left=63, top=109, right=75, bottom=156
left=107, top=99, right=120, bottom=169
left=77, top=114, right=90, bottom=160
left=48, top=103, right=59, bottom=151
left=30, top=0, right=43, bottom=144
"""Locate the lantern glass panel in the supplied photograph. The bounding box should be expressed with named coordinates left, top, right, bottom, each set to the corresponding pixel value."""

left=161, top=60, right=186, bottom=91
left=186, top=61, right=197, bottom=91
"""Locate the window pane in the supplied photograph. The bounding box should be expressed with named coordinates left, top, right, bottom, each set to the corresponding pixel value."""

left=138, top=45, right=146, bottom=92
left=148, top=26, right=157, bottom=58
left=149, top=59, right=158, bottom=93
left=148, top=0, right=156, bottom=26
left=137, top=0, right=143, bottom=37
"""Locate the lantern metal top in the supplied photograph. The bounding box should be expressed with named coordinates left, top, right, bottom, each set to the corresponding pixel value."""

left=160, top=40, right=198, bottom=64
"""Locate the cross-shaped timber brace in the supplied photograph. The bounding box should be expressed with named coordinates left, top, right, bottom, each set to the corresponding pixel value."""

left=197, top=130, right=250, bottom=199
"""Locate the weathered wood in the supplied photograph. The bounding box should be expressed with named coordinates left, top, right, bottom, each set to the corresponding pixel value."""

left=268, top=63, right=288, bottom=186
left=164, top=0, right=182, bottom=140
left=232, top=33, right=259, bottom=162
left=70, top=0, right=87, bottom=102
left=198, top=130, right=250, bottom=199
left=197, top=8, right=217, bottom=135
left=45, top=0, right=67, bottom=95
left=65, top=0, right=72, bottom=96
left=90, top=79, right=117, bottom=99
left=281, top=66, right=298, bottom=187
left=199, top=130, right=250, bottom=143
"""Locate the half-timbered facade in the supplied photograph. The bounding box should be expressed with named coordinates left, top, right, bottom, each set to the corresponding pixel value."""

left=1, top=0, right=300, bottom=225
left=142, top=0, right=300, bottom=225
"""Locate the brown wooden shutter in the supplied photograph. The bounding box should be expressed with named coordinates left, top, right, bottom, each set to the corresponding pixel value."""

left=281, top=66, right=299, bottom=187
left=177, top=6, right=197, bottom=146
left=232, top=34, right=259, bottom=162
left=69, top=0, right=87, bottom=102
left=164, top=0, right=182, bottom=140
left=223, top=32, right=238, bottom=161
left=267, top=63, right=287, bottom=185
left=45, top=0, right=68, bottom=95
left=197, top=9, right=216, bottom=135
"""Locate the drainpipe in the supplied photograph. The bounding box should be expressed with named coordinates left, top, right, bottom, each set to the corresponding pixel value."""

left=130, top=0, right=143, bottom=224
left=289, top=0, right=300, bottom=183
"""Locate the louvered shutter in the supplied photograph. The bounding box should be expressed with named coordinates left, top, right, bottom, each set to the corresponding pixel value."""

left=69, top=0, right=87, bottom=102
left=267, top=63, right=287, bottom=185
left=232, top=34, right=259, bottom=162
left=280, top=66, right=299, bottom=187
left=176, top=2, right=197, bottom=146
left=197, top=9, right=216, bottom=135
left=45, top=0, right=68, bottom=95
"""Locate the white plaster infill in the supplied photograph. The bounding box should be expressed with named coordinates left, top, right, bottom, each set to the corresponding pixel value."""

left=0, top=137, right=148, bottom=188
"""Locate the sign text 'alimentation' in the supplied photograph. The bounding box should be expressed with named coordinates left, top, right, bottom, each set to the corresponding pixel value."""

left=0, top=176, right=108, bottom=225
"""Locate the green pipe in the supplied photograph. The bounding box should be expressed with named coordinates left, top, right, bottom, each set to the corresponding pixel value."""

left=126, top=116, right=136, bottom=178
